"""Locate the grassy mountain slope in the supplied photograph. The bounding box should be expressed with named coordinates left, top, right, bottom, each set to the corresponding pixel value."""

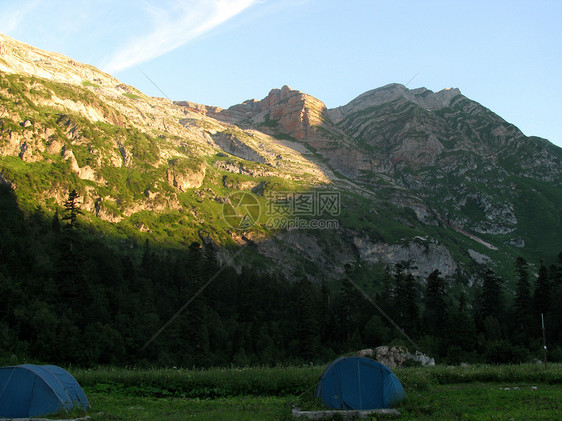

left=1, top=33, right=561, bottom=288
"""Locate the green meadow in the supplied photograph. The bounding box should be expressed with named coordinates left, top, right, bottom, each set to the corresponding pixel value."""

left=63, top=363, right=562, bottom=420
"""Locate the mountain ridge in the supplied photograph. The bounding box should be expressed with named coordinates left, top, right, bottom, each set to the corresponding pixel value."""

left=1, top=32, right=561, bottom=284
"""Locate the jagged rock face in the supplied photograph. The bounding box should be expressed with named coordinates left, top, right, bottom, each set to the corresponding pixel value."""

left=353, top=237, right=458, bottom=279
left=166, top=162, right=206, bottom=191
left=180, top=85, right=334, bottom=142
left=210, top=131, right=266, bottom=163
left=256, top=85, right=329, bottom=140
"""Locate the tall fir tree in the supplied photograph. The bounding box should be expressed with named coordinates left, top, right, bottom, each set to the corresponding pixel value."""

left=62, top=189, right=82, bottom=232
left=54, top=189, right=87, bottom=311
left=512, top=256, right=534, bottom=341
left=548, top=251, right=562, bottom=345
left=336, top=263, right=362, bottom=342
left=402, top=273, right=420, bottom=335
left=293, top=278, right=320, bottom=361
left=514, top=257, right=531, bottom=315
left=378, top=265, right=396, bottom=318
left=184, top=241, right=210, bottom=366
left=480, top=269, right=503, bottom=320
left=390, top=263, right=406, bottom=320
left=424, top=269, right=448, bottom=337
left=391, top=263, right=412, bottom=332
left=319, top=280, right=335, bottom=344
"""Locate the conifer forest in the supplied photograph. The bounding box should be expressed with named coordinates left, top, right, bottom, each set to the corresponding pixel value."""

left=1, top=185, right=561, bottom=367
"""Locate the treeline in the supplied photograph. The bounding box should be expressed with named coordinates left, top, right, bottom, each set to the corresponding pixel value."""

left=369, top=258, right=562, bottom=364
left=1, top=184, right=561, bottom=367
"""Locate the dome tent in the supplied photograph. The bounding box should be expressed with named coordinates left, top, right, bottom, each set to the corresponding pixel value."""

left=315, top=356, right=405, bottom=410
left=0, top=364, right=89, bottom=418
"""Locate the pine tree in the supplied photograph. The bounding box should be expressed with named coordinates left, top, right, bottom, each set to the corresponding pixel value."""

left=551, top=251, right=562, bottom=291
left=293, top=278, right=320, bottom=361
left=319, top=280, right=334, bottom=344
left=480, top=269, right=503, bottom=320
left=202, top=241, right=219, bottom=281
left=391, top=263, right=410, bottom=331
left=62, top=189, right=82, bottom=231
left=514, top=257, right=531, bottom=315
left=378, top=266, right=396, bottom=318
left=184, top=241, right=210, bottom=366
left=424, top=269, right=448, bottom=337
left=548, top=251, right=562, bottom=346
left=390, top=263, right=405, bottom=312
left=513, top=256, right=534, bottom=340
left=187, top=242, right=203, bottom=288
left=51, top=211, right=61, bottom=233
left=443, top=293, right=477, bottom=359
left=55, top=189, right=87, bottom=308
left=338, top=263, right=360, bottom=341
left=402, top=273, right=420, bottom=335
left=202, top=241, right=220, bottom=302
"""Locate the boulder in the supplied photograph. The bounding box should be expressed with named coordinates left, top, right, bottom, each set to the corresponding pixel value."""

left=357, top=346, right=434, bottom=368
left=407, top=350, right=435, bottom=366
left=357, top=346, right=407, bottom=369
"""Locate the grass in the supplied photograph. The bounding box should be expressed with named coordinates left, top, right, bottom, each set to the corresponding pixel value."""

left=74, top=365, right=322, bottom=398
left=81, top=384, right=562, bottom=420
left=84, top=393, right=291, bottom=421
left=82, top=80, right=101, bottom=89
left=394, top=363, right=562, bottom=388
left=67, top=364, right=562, bottom=420
left=122, top=92, right=143, bottom=100
left=400, top=383, right=562, bottom=420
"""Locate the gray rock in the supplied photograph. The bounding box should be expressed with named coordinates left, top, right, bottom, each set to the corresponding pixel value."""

left=357, top=346, right=408, bottom=369
left=407, top=350, right=435, bottom=366
left=357, top=347, right=435, bottom=368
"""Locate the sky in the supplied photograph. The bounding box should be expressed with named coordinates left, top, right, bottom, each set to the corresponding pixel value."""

left=1, top=0, right=561, bottom=147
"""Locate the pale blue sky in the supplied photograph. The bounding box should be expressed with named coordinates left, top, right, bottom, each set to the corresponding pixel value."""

left=1, top=0, right=561, bottom=147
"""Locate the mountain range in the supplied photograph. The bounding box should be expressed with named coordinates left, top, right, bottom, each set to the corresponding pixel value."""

left=1, top=32, right=561, bottom=289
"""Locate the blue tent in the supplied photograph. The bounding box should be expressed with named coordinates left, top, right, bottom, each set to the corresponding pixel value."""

left=0, top=364, right=89, bottom=418
left=315, top=356, right=405, bottom=410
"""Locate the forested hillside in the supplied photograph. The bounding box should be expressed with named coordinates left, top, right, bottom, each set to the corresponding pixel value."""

left=1, top=33, right=562, bottom=368
left=2, top=185, right=561, bottom=366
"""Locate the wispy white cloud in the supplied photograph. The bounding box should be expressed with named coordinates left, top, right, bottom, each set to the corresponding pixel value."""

left=0, top=0, right=41, bottom=34
left=103, top=0, right=257, bottom=74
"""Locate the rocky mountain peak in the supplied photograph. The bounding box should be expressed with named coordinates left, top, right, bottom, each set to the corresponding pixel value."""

left=434, top=87, right=461, bottom=104
left=259, top=85, right=329, bottom=139
left=328, top=84, right=464, bottom=123
left=267, top=84, right=294, bottom=99
left=189, top=85, right=331, bottom=141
